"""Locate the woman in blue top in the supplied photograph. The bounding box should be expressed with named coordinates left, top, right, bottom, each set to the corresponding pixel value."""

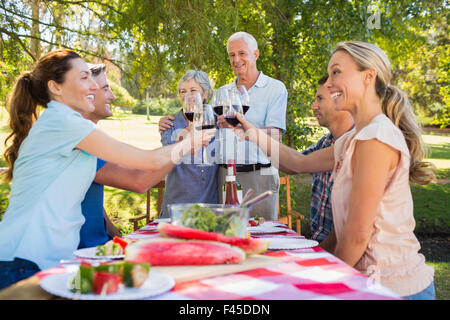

left=0, top=50, right=215, bottom=289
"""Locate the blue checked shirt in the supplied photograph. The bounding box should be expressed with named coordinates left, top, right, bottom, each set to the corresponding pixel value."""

left=301, top=133, right=335, bottom=242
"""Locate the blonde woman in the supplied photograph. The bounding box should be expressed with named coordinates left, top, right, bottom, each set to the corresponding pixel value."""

left=235, top=41, right=436, bottom=300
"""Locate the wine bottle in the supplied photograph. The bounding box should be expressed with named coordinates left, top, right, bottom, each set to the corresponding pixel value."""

left=224, top=160, right=241, bottom=205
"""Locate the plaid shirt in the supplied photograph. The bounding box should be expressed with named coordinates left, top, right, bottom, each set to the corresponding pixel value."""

left=301, top=133, right=335, bottom=242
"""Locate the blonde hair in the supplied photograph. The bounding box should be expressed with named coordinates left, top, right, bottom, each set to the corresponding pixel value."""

left=333, top=41, right=436, bottom=185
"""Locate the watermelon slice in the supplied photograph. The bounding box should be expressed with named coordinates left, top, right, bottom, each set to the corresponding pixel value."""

left=125, top=238, right=245, bottom=266
left=92, top=272, right=121, bottom=295
left=158, top=222, right=269, bottom=255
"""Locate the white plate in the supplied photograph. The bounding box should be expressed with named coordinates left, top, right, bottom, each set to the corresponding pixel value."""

left=153, top=218, right=171, bottom=223
left=124, top=234, right=159, bottom=240
left=73, top=247, right=125, bottom=260
left=247, top=225, right=289, bottom=234
left=248, top=220, right=285, bottom=227
left=260, top=221, right=286, bottom=227
left=40, top=271, right=175, bottom=300
left=267, top=237, right=319, bottom=250
left=139, top=225, right=158, bottom=231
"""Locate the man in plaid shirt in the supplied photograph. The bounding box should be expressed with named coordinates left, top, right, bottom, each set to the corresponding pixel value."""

left=301, top=76, right=354, bottom=243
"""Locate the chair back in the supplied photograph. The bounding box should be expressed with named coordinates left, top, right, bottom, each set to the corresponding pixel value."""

left=130, top=180, right=165, bottom=231
left=278, top=176, right=291, bottom=219
left=278, top=175, right=304, bottom=235
left=147, top=180, right=165, bottom=217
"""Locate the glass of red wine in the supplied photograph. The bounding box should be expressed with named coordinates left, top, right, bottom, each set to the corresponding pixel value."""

left=213, top=87, right=229, bottom=116
left=183, top=91, right=202, bottom=123
left=237, top=85, right=250, bottom=115
left=194, top=103, right=215, bottom=166
left=210, top=89, right=218, bottom=115
left=224, top=89, right=243, bottom=127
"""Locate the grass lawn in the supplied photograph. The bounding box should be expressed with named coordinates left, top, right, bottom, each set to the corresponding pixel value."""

left=0, top=111, right=448, bottom=299
left=428, top=262, right=450, bottom=300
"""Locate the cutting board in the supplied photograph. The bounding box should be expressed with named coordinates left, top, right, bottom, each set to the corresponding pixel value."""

left=152, top=254, right=283, bottom=283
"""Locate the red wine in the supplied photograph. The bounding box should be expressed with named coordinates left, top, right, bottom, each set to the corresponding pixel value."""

left=242, top=105, right=250, bottom=114
left=213, top=105, right=223, bottom=115
left=184, top=112, right=194, bottom=122
left=196, top=124, right=215, bottom=130
left=225, top=116, right=239, bottom=127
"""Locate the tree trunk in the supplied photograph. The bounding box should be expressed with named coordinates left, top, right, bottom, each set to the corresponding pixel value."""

left=30, top=0, right=41, bottom=60
left=0, top=32, right=4, bottom=61
left=54, top=3, right=65, bottom=46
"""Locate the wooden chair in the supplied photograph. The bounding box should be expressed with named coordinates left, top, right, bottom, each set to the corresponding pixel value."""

left=278, top=175, right=305, bottom=235
left=129, top=180, right=165, bottom=231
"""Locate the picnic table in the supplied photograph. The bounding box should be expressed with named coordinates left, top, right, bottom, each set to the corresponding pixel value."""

left=0, top=220, right=401, bottom=300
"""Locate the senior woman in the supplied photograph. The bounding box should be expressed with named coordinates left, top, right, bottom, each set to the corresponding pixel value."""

left=159, top=70, right=218, bottom=218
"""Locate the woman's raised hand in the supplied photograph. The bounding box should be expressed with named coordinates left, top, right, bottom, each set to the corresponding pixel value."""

left=232, top=113, right=259, bottom=143
left=216, top=115, right=232, bottom=129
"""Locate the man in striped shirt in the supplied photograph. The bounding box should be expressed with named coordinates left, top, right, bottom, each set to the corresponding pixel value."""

left=301, top=76, right=354, bottom=244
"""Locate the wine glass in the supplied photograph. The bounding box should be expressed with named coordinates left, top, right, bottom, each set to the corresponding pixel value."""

left=213, top=87, right=230, bottom=116
left=237, top=85, right=250, bottom=115
left=223, top=89, right=243, bottom=164
left=224, top=88, right=243, bottom=127
left=195, top=104, right=215, bottom=166
left=183, top=91, right=202, bottom=122
left=210, top=89, right=217, bottom=114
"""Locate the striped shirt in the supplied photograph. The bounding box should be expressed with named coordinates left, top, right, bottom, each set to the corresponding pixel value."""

left=301, top=133, right=335, bottom=242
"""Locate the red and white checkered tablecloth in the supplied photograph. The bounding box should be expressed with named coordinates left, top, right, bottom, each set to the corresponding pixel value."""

left=36, top=221, right=401, bottom=300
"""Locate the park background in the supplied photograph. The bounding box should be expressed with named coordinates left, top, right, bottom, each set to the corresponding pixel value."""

left=0, top=0, right=448, bottom=299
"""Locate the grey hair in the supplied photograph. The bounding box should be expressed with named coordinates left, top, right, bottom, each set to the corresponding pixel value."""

left=88, top=63, right=106, bottom=79
left=227, top=31, right=258, bottom=52
left=177, top=69, right=211, bottom=95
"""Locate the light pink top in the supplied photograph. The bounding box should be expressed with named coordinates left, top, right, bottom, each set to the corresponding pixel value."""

left=331, top=114, right=434, bottom=297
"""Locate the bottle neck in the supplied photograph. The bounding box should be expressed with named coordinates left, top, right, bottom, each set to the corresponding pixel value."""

left=227, top=159, right=236, bottom=176
left=227, top=165, right=234, bottom=177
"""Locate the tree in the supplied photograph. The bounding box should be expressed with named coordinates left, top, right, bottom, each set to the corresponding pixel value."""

left=29, top=0, right=42, bottom=59
left=0, top=0, right=447, bottom=132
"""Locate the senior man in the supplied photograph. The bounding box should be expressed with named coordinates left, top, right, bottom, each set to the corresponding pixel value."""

left=216, top=31, right=287, bottom=220
left=159, top=32, right=287, bottom=220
